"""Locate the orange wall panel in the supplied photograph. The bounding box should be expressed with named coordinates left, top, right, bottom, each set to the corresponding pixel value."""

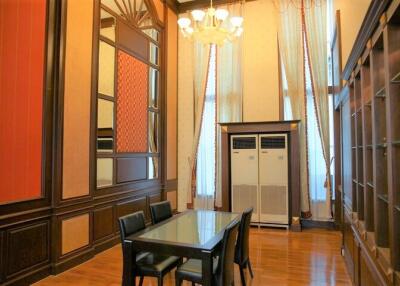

left=62, top=0, right=93, bottom=199
left=166, top=8, right=178, bottom=180
left=61, top=214, right=90, bottom=255
left=116, top=51, right=148, bottom=153
left=0, top=0, right=46, bottom=203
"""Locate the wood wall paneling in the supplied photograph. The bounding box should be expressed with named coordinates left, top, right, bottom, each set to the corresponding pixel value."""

left=62, top=0, right=94, bottom=200
left=93, top=206, right=114, bottom=241
left=0, top=0, right=170, bottom=283
left=5, top=222, right=50, bottom=279
left=117, top=21, right=149, bottom=61
left=116, top=158, right=147, bottom=183
left=116, top=197, right=147, bottom=221
left=149, top=193, right=162, bottom=205
left=61, top=214, right=90, bottom=255
left=166, top=190, right=177, bottom=211
left=0, top=0, right=47, bottom=203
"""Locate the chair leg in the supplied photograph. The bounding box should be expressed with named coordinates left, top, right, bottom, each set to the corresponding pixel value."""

left=139, top=276, right=144, bottom=286
left=239, top=265, right=246, bottom=286
left=247, top=260, right=254, bottom=278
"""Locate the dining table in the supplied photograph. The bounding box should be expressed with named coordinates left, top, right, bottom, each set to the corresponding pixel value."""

left=125, top=209, right=241, bottom=286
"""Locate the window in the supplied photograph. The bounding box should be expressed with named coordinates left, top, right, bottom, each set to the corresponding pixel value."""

left=196, top=45, right=217, bottom=208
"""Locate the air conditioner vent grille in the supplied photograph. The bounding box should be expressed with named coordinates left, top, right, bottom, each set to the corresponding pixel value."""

left=232, top=185, right=257, bottom=213
left=261, top=136, right=286, bottom=149
left=232, top=137, right=256, bottom=149
left=260, top=185, right=287, bottom=215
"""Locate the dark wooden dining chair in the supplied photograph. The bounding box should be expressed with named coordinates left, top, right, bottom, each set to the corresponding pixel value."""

left=118, top=211, right=181, bottom=286
left=175, top=219, right=240, bottom=286
left=149, top=200, right=173, bottom=225
left=235, top=207, right=254, bottom=286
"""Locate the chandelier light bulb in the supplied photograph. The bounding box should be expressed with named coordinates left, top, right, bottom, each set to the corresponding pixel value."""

left=186, top=27, right=194, bottom=34
left=235, top=27, right=243, bottom=37
left=230, top=16, right=243, bottom=27
left=191, top=10, right=206, bottom=21
left=176, top=1, right=243, bottom=46
left=178, top=17, right=191, bottom=28
left=215, top=9, right=229, bottom=21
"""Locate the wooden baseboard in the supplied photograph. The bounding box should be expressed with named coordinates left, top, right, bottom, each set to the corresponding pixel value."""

left=94, top=236, right=120, bottom=254
left=52, top=247, right=94, bottom=275
left=3, top=264, right=51, bottom=286
left=301, top=219, right=335, bottom=230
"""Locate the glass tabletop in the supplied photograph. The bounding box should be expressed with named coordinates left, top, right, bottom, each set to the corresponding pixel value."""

left=137, top=210, right=239, bottom=247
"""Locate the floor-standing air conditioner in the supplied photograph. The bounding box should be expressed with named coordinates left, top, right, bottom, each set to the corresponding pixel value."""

left=258, top=134, right=289, bottom=225
left=231, top=133, right=289, bottom=226
left=230, top=135, right=259, bottom=223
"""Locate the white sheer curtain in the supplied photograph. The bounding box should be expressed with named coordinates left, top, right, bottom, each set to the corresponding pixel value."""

left=215, top=2, right=244, bottom=208
left=304, top=0, right=332, bottom=219
left=305, top=53, right=330, bottom=220
left=277, top=0, right=311, bottom=216
left=278, top=0, right=333, bottom=220
left=195, top=45, right=217, bottom=210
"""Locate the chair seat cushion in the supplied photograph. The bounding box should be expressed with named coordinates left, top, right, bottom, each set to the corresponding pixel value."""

left=176, top=258, right=218, bottom=283
left=136, top=252, right=181, bottom=275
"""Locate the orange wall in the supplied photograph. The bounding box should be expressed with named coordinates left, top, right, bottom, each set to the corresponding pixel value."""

left=334, top=0, right=371, bottom=69
left=62, top=0, right=93, bottom=199
left=0, top=0, right=47, bottom=203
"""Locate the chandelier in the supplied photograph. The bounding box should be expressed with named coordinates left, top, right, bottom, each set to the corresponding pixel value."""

left=177, top=0, right=244, bottom=46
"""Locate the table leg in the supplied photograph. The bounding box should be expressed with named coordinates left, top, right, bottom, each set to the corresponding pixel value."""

left=202, top=250, right=213, bottom=286
left=122, top=242, right=135, bottom=286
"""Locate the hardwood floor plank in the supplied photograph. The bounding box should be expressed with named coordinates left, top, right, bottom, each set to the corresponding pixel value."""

left=34, top=228, right=351, bottom=286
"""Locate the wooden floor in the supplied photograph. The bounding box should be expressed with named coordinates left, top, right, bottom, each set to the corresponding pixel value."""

left=34, top=228, right=351, bottom=286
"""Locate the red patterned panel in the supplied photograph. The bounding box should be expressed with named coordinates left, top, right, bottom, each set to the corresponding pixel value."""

left=0, top=0, right=46, bottom=203
left=116, top=51, right=148, bottom=153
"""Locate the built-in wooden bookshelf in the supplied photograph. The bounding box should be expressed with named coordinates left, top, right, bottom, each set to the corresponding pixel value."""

left=338, top=1, right=400, bottom=284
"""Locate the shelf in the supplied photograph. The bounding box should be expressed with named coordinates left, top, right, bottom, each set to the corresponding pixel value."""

left=391, top=71, right=400, bottom=83
left=392, top=140, right=400, bottom=146
left=352, top=112, right=356, bottom=117
left=352, top=146, right=357, bottom=149
left=367, top=182, right=374, bottom=188
left=376, top=143, right=387, bottom=149
left=358, top=145, right=364, bottom=149
left=375, top=87, right=386, bottom=99
left=353, top=179, right=358, bottom=184
left=358, top=182, right=365, bottom=188
left=378, top=193, right=389, bottom=204
left=366, top=145, right=373, bottom=149
left=365, top=101, right=372, bottom=108
left=395, top=205, right=400, bottom=212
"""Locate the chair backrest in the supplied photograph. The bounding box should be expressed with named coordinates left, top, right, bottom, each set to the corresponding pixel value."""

left=215, top=219, right=240, bottom=286
left=149, top=201, right=172, bottom=225
left=118, top=211, right=146, bottom=242
left=235, top=207, right=253, bottom=264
